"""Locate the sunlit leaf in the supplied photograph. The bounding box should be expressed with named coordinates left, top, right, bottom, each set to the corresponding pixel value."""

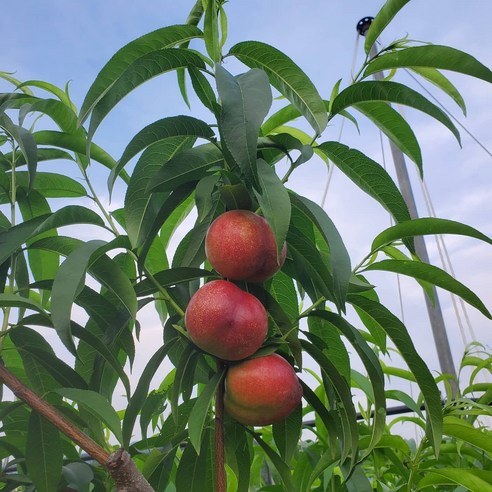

left=51, top=240, right=107, bottom=353
left=363, top=259, right=491, bottom=319
left=0, top=113, right=37, bottom=190
left=308, top=311, right=386, bottom=456
left=3, top=172, right=86, bottom=201
left=365, top=45, right=492, bottom=84
left=348, top=294, right=442, bottom=452
left=79, top=24, right=203, bottom=123
left=364, top=0, right=411, bottom=54
left=317, top=141, right=411, bottom=225
left=301, top=339, right=359, bottom=465
left=354, top=101, right=422, bottom=173
left=17, top=79, right=77, bottom=111
left=204, top=0, right=220, bottom=62
left=229, top=41, right=328, bottom=135
left=371, top=217, right=492, bottom=252
left=330, top=81, right=460, bottom=144
left=410, top=67, right=466, bottom=115
left=87, top=49, right=206, bottom=141
left=34, top=130, right=123, bottom=179
left=111, top=115, right=214, bottom=192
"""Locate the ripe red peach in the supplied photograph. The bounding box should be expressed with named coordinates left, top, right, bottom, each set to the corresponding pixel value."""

left=205, top=210, right=286, bottom=282
left=184, top=279, right=268, bottom=361
left=224, top=353, right=303, bottom=426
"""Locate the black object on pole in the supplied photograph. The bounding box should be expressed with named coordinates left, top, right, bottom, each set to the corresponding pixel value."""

left=356, top=17, right=458, bottom=392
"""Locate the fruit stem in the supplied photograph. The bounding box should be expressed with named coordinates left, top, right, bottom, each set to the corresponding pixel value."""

left=215, top=360, right=227, bottom=492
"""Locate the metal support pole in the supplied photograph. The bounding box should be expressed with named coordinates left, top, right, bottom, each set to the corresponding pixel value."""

left=357, top=17, right=458, bottom=391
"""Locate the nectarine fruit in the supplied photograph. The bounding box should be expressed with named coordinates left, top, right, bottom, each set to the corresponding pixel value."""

left=224, top=353, right=303, bottom=426
left=184, top=279, right=268, bottom=361
left=205, top=210, right=286, bottom=282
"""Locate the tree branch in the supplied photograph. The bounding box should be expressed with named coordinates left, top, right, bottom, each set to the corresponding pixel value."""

left=0, top=362, right=155, bottom=491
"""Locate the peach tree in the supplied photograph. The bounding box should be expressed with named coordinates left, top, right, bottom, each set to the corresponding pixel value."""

left=0, top=0, right=492, bottom=490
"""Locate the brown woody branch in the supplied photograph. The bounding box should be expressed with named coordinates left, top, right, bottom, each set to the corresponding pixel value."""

left=0, top=362, right=154, bottom=492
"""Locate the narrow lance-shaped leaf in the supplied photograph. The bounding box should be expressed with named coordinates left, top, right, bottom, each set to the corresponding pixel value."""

left=317, top=141, right=411, bottom=225
left=364, top=0, right=411, bottom=54
left=410, top=67, right=466, bottom=115
left=110, top=115, right=214, bottom=193
left=0, top=294, right=45, bottom=314
left=188, top=368, right=225, bottom=454
left=9, top=172, right=87, bottom=199
left=229, top=41, right=328, bottom=135
left=216, top=65, right=272, bottom=186
left=10, top=326, right=88, bottom=390
left=151, top=143, right=224, bottom=193
left=122, top=337, right=177, bottom=447
left=137, top=182, right=196, bottom=270
left=20, top=98, right=79, bottom=134
left=0, top=113, right=37, bottom=190
left=416, top=469, right=492, bottom=492
left=248, top=430, right=296, bottom=492
left=17, top=79, right=77, bottom=111
left=363, top=259, right=492, bottom=319
left=34, top=130, right=123, bottom=179
left=175, top=429, right=215, bottom=492
left=330, top=81, right=461, bottom=144
left=308, top=310, right=386, bottom=457
left=301, top=338, right=359, bottom=466
left=290, top=193, right=351, bottom=311
left=204, top=0, right=220, bottom=62
left=171, top=344, right=199, bottom=420
left=51, top=240, right=107, bottom=354
left=55, top=388, right=124, bottom=446
left=371, top=217, right=492, bottom=252
left=354, top=101, right=422, bottom=173
left=79, top=24, right=203, bottom=123
left=348, top=294, right=443, bottom=452
left=189, top=66, right=218, bottom=114
left=25, top=413, right=63, bottom=492
left=254, top=159, right=290, bottom=257
left=87, top=49, right=206, bottom=142
left=443, top=415, right=492, bottom=454
left=0, top=206, right=105, bottom=265
left=364, top=45, right=492, bottom=84
left=124, top=136, right=194, bottom=247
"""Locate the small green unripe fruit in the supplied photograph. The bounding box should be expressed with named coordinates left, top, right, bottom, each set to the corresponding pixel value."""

left=224, top=353, right=303, bottom=426
left=184, top=279, right=268, bottom=361
left=205, top=210, right=287, bottom=282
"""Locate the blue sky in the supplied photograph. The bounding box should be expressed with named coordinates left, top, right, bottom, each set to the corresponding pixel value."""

left=2, top=1, right=492, bottom=400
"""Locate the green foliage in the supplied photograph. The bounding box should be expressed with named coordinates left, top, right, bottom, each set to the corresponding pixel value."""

left=0, top=0, right=491, bottom=490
